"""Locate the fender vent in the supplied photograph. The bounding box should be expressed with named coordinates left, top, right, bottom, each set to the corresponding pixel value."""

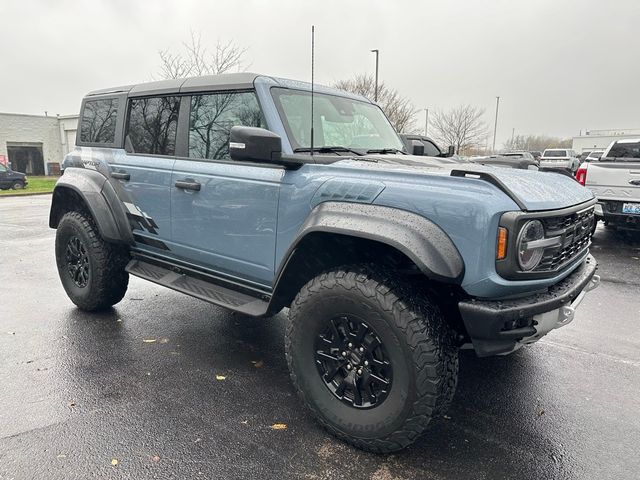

left=313, top=180, right=385, bottom=205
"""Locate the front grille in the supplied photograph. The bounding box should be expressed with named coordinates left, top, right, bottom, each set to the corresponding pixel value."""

left=535, top=207, right=595, bottom=272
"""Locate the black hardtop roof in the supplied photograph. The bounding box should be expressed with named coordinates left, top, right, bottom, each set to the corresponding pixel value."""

left=86, top=72, right=260, bottom=97
left=85, top=72, right=371, bottom=103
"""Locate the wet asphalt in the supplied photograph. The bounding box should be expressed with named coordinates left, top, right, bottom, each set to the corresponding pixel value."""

left=0, top=195, right=639, bottom=480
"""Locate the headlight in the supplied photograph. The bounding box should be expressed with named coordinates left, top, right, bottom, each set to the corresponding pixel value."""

left=517, top=220, right=545, bottom=271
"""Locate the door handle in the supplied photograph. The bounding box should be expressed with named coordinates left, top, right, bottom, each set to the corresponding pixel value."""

left=175, top=179, right=201, bottom=191
left=111, top=172, right=130, bottom=181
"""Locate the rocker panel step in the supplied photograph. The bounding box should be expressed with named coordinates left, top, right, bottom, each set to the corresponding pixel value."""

left=126, top=259, right=269, bottom=317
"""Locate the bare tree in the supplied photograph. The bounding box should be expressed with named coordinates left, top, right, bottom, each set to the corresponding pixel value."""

left=430, top=105, right=490, bottom=155
left=333, top=74, right=418, bottom=133
left=503, top=134, right=572, bottom=152
left=157, top=31, right=248, bottom=79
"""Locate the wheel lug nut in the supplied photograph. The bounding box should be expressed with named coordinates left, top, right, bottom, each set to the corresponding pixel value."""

left=348, top=343, right=353, bottom=348
left=359, top=347, right=364, bottom=353
left=346, top=364, right=352, bottom=370
left=364, top=360, right=369, bottom=366
left=342, top=351, right=347, bottom=357
left=358, top=369, right=362, bottom=375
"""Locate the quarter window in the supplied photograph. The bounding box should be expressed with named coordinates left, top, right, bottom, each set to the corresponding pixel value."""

left=422, top=140, right=441, bottom=157
left=126, top=96, right=180, bottom=155
left=80, top=98, right=119, bottom=144
left=189, top=91, right=266, bottom=160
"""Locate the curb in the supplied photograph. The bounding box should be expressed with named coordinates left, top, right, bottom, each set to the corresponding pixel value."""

left=0, top=192, right=53, bottom=199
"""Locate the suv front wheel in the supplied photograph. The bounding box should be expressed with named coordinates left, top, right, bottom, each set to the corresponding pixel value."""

left=55, top=211, right=129, bottom=311
left=285, top=266, right=459, bottom=453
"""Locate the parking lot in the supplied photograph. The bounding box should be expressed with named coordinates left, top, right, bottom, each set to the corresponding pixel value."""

left=1, top=194, right=639, bottom=480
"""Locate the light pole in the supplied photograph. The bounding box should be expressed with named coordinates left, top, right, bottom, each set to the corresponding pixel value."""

left=371, top=49, right=379, bottom=102
left=424, top=108, right=429, bottom=136
left=492, top=96, right=500, bottom=153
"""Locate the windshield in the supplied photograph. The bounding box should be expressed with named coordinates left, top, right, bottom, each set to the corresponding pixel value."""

left=603, top=141, right=640, bottom=161
left=543, top=150, right=568, bottom=157
left=271, top=88, right=405, bottom=153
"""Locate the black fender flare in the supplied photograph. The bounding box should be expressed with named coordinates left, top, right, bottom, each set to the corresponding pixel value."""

left=276, top=202, right=465, bottom=284
left=49, top=168, right=134, bottom=245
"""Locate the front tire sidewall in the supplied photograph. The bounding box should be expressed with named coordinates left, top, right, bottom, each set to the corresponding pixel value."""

left=289, top=286, right=415, bottom=440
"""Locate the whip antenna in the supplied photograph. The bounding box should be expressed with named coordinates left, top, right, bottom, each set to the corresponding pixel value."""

left=310, top=25, right=315, bottom=157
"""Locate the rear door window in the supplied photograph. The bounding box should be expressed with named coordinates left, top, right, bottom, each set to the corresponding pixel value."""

left=125, top=96, right=180, bottom=155
left=422, top=140, right=441, bottom=156
left=188, top=91, right=266, bottom=160
left=80, top=98, right=119, bottom=144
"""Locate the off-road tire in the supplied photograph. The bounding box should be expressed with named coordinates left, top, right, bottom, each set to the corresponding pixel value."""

left=285, top=265, right=459, bottom=453
left=55, top=211, right=129, bottom=311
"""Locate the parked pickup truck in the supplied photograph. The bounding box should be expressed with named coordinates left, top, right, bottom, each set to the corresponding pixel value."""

left=578, top=138, right=640, bottom=229
left=49, top=73, right=600, bottom=452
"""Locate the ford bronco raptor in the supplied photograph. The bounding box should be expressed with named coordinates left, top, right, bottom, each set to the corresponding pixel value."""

left=50, top=73, right=600, bottom=453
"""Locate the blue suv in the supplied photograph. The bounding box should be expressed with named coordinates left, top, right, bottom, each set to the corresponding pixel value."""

left=50, top=73, right=600, bottom=452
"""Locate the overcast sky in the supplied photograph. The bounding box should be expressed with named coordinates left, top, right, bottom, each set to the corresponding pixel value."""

left=1, top=0, right=639, bottom=146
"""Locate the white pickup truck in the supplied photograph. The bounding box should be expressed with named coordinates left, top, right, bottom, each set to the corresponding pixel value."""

left=577, top=139, right=640, bottom=229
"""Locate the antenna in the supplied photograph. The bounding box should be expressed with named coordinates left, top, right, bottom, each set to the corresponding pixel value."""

left=310, top=25, right=315, bottom=157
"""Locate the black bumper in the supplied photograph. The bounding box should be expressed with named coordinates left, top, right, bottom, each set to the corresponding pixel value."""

left=458, top=255, right=598, bottom=356
left=597, top=201, right=640, bottom=229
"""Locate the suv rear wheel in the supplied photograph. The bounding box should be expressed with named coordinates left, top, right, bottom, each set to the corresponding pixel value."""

left=55, top=211, right=129, bottom=311
left=285, top=266, right=458, bottom=453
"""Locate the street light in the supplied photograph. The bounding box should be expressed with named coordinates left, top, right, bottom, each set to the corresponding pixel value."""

left=492, top=96, right=500, bottom=153
left=424, top=108, right=429, bottom=136
left=371, top=49, right=379, bottom=102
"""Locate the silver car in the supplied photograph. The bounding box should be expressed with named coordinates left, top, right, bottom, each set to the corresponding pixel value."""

left=540, top=148, right=580, bottom=173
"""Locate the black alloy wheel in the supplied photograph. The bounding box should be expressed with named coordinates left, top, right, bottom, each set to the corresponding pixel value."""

left=314, top=315, right=392, bottom=409
left=65, top=236, right=90, bottom=288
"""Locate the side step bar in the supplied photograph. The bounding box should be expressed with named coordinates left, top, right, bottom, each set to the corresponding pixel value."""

left=126, top=259, right=270, bottom=317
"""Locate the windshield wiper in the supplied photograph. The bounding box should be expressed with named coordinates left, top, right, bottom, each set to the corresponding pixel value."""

left=294, top=146, right=364, bottom=156
left=366, top=148, right=406, bottom=155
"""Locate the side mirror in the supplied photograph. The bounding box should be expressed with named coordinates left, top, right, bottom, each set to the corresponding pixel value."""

left=446, top=145, right=455, bottom=157
left=410, top=140, right=425, bottom=156
left=229, top=126, right=282, bottom=163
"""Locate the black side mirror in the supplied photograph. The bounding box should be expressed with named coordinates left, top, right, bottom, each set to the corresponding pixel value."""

left=229, top=126, right=282, bottom=163
left=446, top=145, right=455, bottom=157
left=410, top=140, right=425, bottom=156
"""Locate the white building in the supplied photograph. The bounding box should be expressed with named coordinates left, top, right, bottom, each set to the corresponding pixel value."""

left=0, top=112, right=78, bottom=175
left=572, top=128, right=640, bottom=154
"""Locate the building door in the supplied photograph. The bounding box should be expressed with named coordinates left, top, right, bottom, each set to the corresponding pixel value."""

left=66, top=130, right=76, bottom=154
left=7, top=143, right=44, bottom=175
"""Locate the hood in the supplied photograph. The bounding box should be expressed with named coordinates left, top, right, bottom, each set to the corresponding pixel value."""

left=338, top=154, right=594, bottom=211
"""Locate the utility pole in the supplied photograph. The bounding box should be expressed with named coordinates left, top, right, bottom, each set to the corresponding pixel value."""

left=511, top=127, right=515, bottom=147
left=424, top=108, right=429, bottom=136
left=492, top=96, right=500, bottom=153
left=371, top=49, right=379, bottom=102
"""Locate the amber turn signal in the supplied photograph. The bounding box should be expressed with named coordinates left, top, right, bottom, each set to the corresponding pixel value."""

left=496, top=227, right=508, bottom=260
